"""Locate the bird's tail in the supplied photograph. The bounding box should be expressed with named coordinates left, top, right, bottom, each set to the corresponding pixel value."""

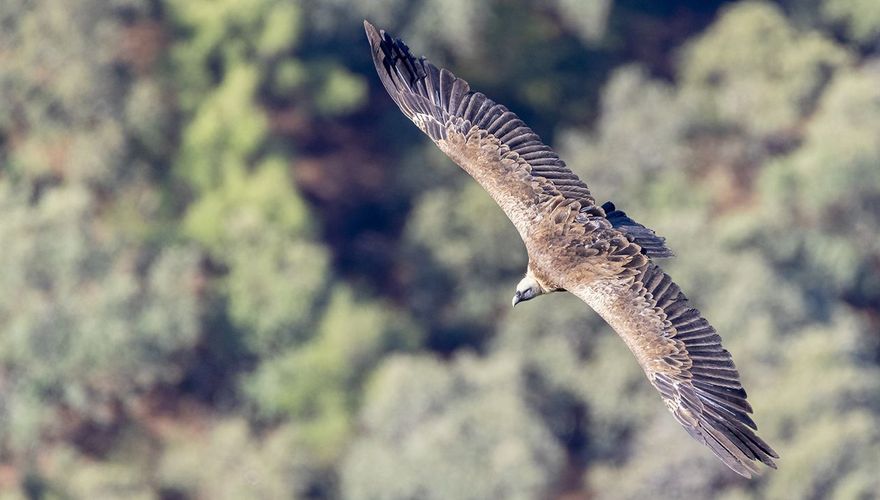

left=601, top=201, right=673, bottom=258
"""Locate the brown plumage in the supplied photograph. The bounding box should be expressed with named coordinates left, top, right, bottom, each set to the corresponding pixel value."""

left=364, top=21, right=778, bottom=478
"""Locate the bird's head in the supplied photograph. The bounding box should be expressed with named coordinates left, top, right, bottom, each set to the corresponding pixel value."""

left=512, top=274, right=545, bottom=307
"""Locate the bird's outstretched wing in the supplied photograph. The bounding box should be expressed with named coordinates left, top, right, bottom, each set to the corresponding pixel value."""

left=571, top=262, right=778, bottom=477
left=366, top=21, right=777, bottom=477
left=364, top=21, right=605, bottom=238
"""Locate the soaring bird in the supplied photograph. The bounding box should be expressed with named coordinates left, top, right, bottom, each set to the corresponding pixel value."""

left=364, top=21, right=778, bottom=478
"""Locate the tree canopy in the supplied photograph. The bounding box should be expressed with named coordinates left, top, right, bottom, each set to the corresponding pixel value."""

left=1, top=0, right=878, bottom=498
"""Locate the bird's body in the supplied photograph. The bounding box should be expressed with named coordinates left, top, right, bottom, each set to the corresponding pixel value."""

left=365, top=21, right=778, bottom=478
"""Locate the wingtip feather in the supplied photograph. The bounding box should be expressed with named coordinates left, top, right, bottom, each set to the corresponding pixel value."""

left=364, top=20, right=381, bottom=45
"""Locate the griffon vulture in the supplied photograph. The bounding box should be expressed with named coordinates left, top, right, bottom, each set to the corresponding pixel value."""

left=364, top=21, right=778, bottom=478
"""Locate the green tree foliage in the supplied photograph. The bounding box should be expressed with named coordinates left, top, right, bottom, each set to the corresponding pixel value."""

left=165, top=0, right=359, bottom=363
left=757, top=64, right=880, bottom=308
left=0, top=0, right=153, bottom=186
left=0, top=0, right=202, bottom=462
left=0, top=185, right=200, bottom=452
left=158, top=419, right=314, bottom=499
left=557, top=2, right=880, bottom=496
left=681, top=1, right=849, bottom=135
left=400, top=181, right=526, bottom=350
left=341, top=354, right=565, bottom=500
left=2, top=0, right=880, bottom=498
left=245, top=285, right=422, bottom=460
left=560, top=65, right=688, bottom=203
left=27, top=443, right=156, bottom=499
left=821, top=0, right=880, bottom=45
left=183, top=159, right=329, bottom=354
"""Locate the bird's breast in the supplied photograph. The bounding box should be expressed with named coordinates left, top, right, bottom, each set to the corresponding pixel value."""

left=525, top=214, right=624, bottom=292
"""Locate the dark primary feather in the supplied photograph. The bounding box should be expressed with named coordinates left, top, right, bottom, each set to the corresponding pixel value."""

left=364, top=21, right=603, bottom=216
left=634, top=263, right=778, bottom=477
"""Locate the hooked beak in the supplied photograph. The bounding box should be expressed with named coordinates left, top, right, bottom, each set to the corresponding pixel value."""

left=512, top=291, right=523, bottom=307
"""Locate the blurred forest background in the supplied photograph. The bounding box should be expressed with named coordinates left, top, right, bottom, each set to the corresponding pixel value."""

left=1, top=0, right=879, bottom=498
